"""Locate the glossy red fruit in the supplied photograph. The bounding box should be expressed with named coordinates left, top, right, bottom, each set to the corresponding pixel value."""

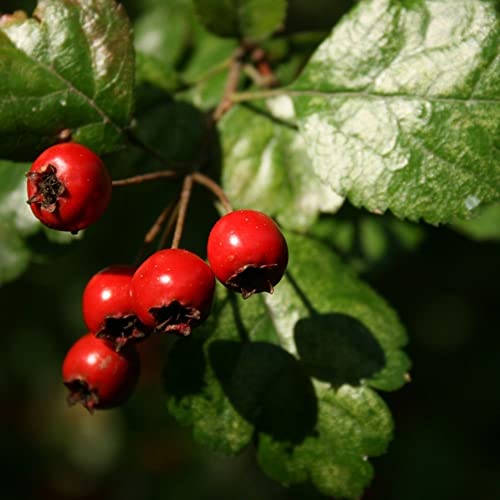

left=62, top=333, right=140, bottom=412
left=207, top=210, right=288, bottom=298
left=82, top=265, right=148, bottom=350
left=26, top=142, right=112, bottom=232
left=131, top=249, right=215, bottom=336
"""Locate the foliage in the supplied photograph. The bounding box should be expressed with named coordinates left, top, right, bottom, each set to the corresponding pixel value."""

left=0, top=0, right=498, bottom=498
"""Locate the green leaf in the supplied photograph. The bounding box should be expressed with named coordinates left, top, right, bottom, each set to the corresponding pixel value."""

left=166, top=230, right=409, bottom=498
left=0, top=160, right=79, bottom=284
left=219, top=98, right=343, bottom=230
left=308, top=211, right=425, bottom=273
left=451, top=202, right=500, bottom=241
left=193, top=0, right=287, bottom=41
left=135, top=52, right=183, bottom=93
left=291, top=0, right=500, bottom=224
left=0, top=161, right=34, bottom=284
left=0, top=0, right=134, bottom=159
left=134, top=0, right=192, bottom=69
left=177, top=22, right=237, bottom=110
left=0, top=161, right=39, bottom=237
left=0, top=221, right=31, bottom=285
left=129, top=97, right=207, bottom=165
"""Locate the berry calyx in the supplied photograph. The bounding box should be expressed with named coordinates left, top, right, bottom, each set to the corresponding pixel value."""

left=207, top=209, right=288, bottom=298
left=26, top=142, right=112, bottom=232
left=82, top=265, right=148, bottom=350
left=62, top=333, right=140, bottom=412
left=131, top=249, right=215, bottom=336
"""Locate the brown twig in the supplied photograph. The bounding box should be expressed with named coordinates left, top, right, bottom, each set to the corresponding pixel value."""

left=125, top=45, right=244, bottom=255
left=112, top=170, right=181, bottom=187
left=158, top=199, right=180, bottom=250
left=113, top=169, right=232, bottom=214
left=133, top=199, right=177, bottom=264
left=144, top=200, right=177, bottom=245
left=212, top=47, right=245, bottom=123
left=192, top=172, right=233, bottom=213
left=243, top=64, right=277, bottom=88
left=171, top=175, right=194, bottom=249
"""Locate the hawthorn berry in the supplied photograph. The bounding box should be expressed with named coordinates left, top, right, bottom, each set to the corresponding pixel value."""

left=131, top=249, right=215, bottom=336
left=82, top=265, right=148, bottom=350
left=207, top=209, right=288, bottom=298
left=62, top=333, right=140, bottom=412
left=26, top=142, right=112, bottom=232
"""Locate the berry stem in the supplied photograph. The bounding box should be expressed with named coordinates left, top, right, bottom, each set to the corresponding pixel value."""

left=112, top=169, right=232, bottom=217
left=158, top=199, right=180, bottom=250
left=145, top=199, right=178, bottom=245
left=134, top=199, right=179, bottom=264
left=171, top=175, right=194, bottom=249
left=192, top=172, right=233, bottom=213
left=112, top=170, right=182, bottom=187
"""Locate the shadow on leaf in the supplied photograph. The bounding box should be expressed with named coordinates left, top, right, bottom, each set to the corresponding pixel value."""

left=295, top=312, right=386, bottom=387
left=286, top=270, right=386, bottom=387
left=164, top=334, right=207, bottom=398
left=209, top=340, right=318, bottom=445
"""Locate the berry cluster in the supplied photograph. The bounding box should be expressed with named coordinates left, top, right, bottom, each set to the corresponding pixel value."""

left=26, top=142, right=288, bottom=412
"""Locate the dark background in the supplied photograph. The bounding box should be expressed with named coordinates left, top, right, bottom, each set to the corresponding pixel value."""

left=1, top=1, right=499, bottom=499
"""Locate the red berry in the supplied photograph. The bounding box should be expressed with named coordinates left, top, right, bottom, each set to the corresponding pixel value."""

left=207, top=210, right=288, bottom=298
left=26, top=142, right=112, bottom=232
left=131, top=249, right=215, bottom=336
left=62, top=333, right=140, bottom=412
left=82, top=265, right=148, bottom=350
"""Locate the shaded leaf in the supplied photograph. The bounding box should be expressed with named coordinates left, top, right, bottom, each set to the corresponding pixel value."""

left=291, top=0, right=500, bottom=224
left=135, top=52, right=183, bottom=93
left=178, top=23, right=236, bottom=110
left=451, top=202, right=500, bottom=241
left=134, top=0, right=192, bottom=69
left=0, top=221, right=31, bottom=285
left=0, top=160, right=79, bottom=284
left=193, top=0, right=287, bottom=40
left=308, top=211, right=425, bottom=273
left=219, top=97, right=343, bottom=231
left=0, top=0, right=134, bottom=159
left=166, top=230, right=409, bottom=498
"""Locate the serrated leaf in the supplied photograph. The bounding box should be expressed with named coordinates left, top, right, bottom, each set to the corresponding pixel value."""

left=291, top=0, right=500, bottom=224
left=257, top=385, right=392, bottom=499
left=193, top=0, right=287, bottom=41
left=0, top=0, right=134, bottom=159
left=451, top=202, right=500, bottom=241
left=166, top=231, right=409, bottom=498
left=219, top=97, right=343, bottom=231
